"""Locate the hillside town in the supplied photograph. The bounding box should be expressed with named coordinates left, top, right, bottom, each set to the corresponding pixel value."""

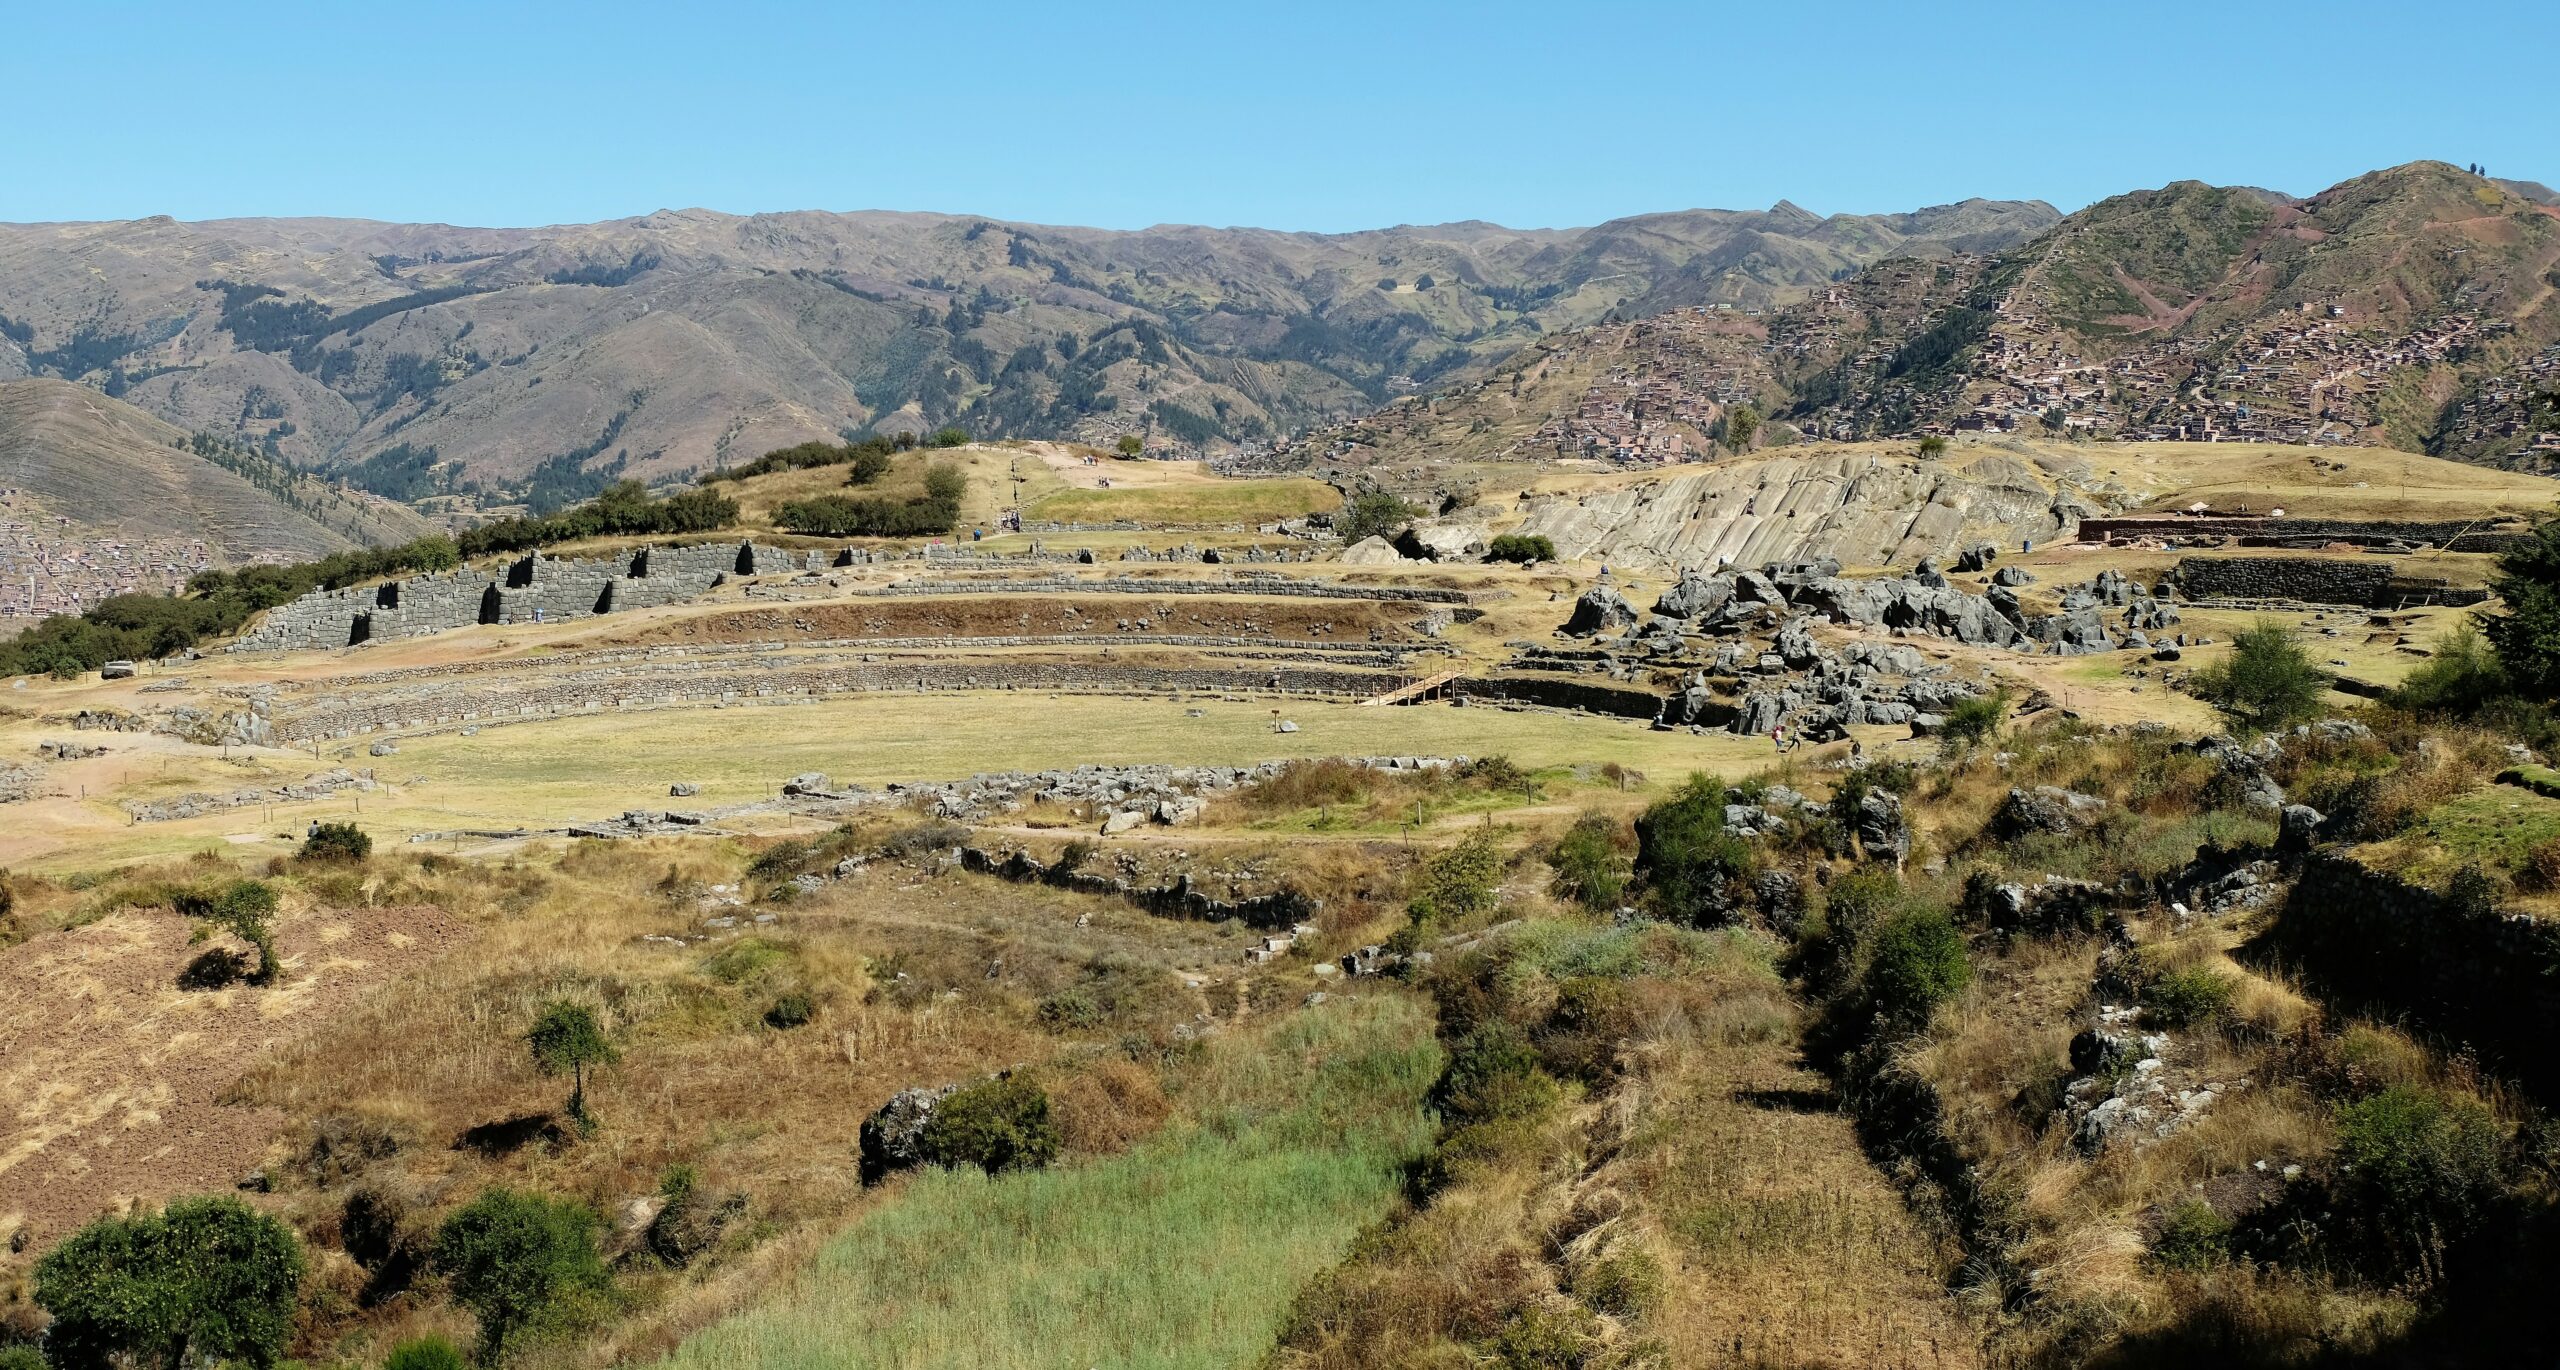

left=0, top=507, right=228, bottom=625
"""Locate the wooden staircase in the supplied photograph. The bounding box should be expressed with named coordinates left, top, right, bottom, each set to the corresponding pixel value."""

left=1358, top=669, right=1463, bottom=707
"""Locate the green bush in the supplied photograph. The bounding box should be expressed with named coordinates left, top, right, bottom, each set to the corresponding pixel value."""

left=1035, top=987, right=1101, bottom=1031
left=2149, top=1199, right=2232, bottom=1271
left=2190, top=619, right=2330, bottom=730
left=918, top=1076, right=1061, bottom=1174
left=2141, top=965, right=2235, bottom=1029
left=1634, top=774, right=1753, bottom=925
left=1485, top=534, right=1556, bottom=564
left=1489, top=1301, right=1602, bottom=1369
left=432, top=1188, right=611, bottom=1360
left=744, top=839, right=815, bottom=884
left=1938, top=688, right=2009, bottom=750
left=34, top=1195, right=304, bottom=1369
left=2392, top=622, right=2511, bottom=716
left=927, top=426, right=970, bottom=448
left=1433, top=1021, right=1560, bottom=1128
left=2330, top=1085, right=2506, bottom=1279
left=0, top=1348, right=46, bottom=1370
left=178, top=878, right=280, bottom=986
left=763, top=991, right=816, bottom=1030
left=299, top=820, right=372, bottom=864
left=1859, top=907, right=1971, bottom=1030
left=1547, top=813, right=1630, bottom=912
left=1406, top=828, right=1506, bottom=926
left=382, top=1335, right=468, bottom=1370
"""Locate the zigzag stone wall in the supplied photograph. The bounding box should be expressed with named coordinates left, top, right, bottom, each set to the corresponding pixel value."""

left=229, top=541, right=837, bottom=652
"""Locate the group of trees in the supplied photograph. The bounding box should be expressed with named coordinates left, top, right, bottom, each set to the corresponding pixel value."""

left=773, top=463, right=968, bottom=538
left=0, top=480, right=740, bottom=679
left=700, top=432, right=918, bottom=484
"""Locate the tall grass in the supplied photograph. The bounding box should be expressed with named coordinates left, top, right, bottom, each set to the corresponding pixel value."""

left=658, top=996, right=1439, bottom=1370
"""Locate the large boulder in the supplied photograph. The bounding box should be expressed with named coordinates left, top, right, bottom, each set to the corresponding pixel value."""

left=1653, top=568, right=1736, bottom=621
left=1562, top=585, right=1640, bottom=636
left=1339, top=536, right=1410, bottom=566
left=1856, top=790, right=1910, bottom=865
left=1952, top=542, right=1999, bottom=573
left=859, top=1083, right=959, bottom=1184
left=1990, top=786, right=2107, bottom=840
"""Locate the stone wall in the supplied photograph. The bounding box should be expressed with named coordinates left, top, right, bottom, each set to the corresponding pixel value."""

left=1454, top=673, right=1665, bottom=719
left=2081, top=515, right=2532, bottom=554
left=230, top=540, right=817, bottom=652
left=2257, top=853, right=2560, bottom=1104
left=861, top=576, right=1472, bottom=605
left=2168, top=556, right=2395, bottom=606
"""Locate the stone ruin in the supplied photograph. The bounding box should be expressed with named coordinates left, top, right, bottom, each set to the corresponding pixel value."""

left=228, top=540, right=827, bottom=652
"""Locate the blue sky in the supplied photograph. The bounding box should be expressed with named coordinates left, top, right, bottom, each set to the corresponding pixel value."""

left=5, top=0, right=2550, bottom=231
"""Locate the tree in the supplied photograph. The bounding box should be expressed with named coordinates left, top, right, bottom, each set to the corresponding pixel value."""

left=1937, top=688, right=2009, bottom=751
left=2189, top=619, right=2329, bottom=730
left=1485, top=534, right=1556, bottom=564
left=1915, top=434, right=1949, bottom=458
left=1860, top=907, right=1971, bottom=1030
left=1115, top=433, right=1144, bottom=457
left=526, top=1000, right=617, bottom=1128
left=299, top=820, right=371, bottom=864
left=2483, top=516, right=2560, bottom=701
left=927, top=426, right=970, bottom=448
left=1722, top=406, right=1761, bottom=453
left=1335, top=487, right=1418, bottom=544
left=1406, top=828, right=1505, bottom=925
left=432, top=1188, right=610, bottom=1360
left=35, top=1196, right=304, bottom=1370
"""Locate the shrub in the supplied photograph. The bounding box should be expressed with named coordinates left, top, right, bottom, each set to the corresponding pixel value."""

left=1433, top=1021, right=1559, bottom=1128
left=2519, top=836, right=2560, bottom=894
left=34, top=1195, right=304, bottom=1370
left=432, top=1188, right=611, bottom=1360
left=2392, top=622, right=2510, bottom=716
left=1572, top=1248, right=1666, bottom=1319
left=2142, top=965, right=2236, bottom=1029
left=525, top=1000, right=616, bottom=1126
left=2190, top=619, right=2330, bottom=730
left=2329, top=1085, right=2506, bottom=1283
left=1634, top=774, right=1753, bottom=925
left=918, top=1076, right=1061, bottom=1174
left=744, top=839, right=815, bottom=883
left=1938, top=688, right=2009, bottom=750
left=1859, top=907, right=1971, bottom=1030
left=1036, top=987, right=1101, bottom=1031
left=927, top=426, right=970, bottom=448
left=1489, top=1302, right=1602, bottom=1369
left=1547, top=813, right=1630, bottom=912
left=2149, top=1199, right=2232, bottom=1271
left=179, top=878, right=279, bottom=986
left=383, top=1336, right=468, bottom=1370
left=0, top=1350, right=45, bottom=1370
left=1406, top=828, right=1506, bottom=926
left=298, top=820, right=371, bottom=864
left=1457, top=753, right=1534, bottom=794
left=644, top=1166, right=742, bottom=1269
left=763, top=991, right=816, bottom=1029
left=1485, top=533, right=1556, bottom=564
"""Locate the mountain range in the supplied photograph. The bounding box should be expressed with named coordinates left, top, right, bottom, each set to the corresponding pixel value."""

left=1294, top=162, right=2560, bottom=480
left=0, top=199, right=2058, bottom=501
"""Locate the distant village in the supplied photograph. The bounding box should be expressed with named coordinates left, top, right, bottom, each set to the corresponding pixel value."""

left=0, top=504, right=234, bottom=625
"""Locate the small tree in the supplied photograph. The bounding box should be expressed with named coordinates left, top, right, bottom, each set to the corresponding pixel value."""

left=1937, top=688, right=2009, bottom=752
left=2190, top=619, right=2329, bottom=730
left=180, top=878, right=280, bottom=986
left=1335, top=487, right=1418, bottom=544
left=2483, top=516, right=2560, bottom=701
left=918, top=1076, right=1061, bottom=1174
left=432, top=1188, right=610, bottom=1361
left=1722, top=406, right=1762, bottom=453
left=526, top=1000, right=617, bottom=1128
left=927, top=426, right=970, bottom=448
left=1485, top=533, right=1556, bottom=564
left=299, top=820, right=371, bottom=864
left=1916, top=434, right=1950, bottom=458
left=35, top=1196, right=304, bottom=1370
left=1859, top=907, right=1971, bottom=1030
left=1115, top=433, right=1144, bottom=457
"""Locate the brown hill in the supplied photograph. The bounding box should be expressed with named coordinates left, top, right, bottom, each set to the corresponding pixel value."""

left=1283, top=162, right=2560, bottom=476
left=0, top=200, right=2058, bottom=496
left=0, top=378, right=432, bottom=560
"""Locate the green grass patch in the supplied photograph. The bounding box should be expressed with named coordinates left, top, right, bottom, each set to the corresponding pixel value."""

left=2415, top=788, right=2560, bottom=876
left=657, top=995, right=1439, bottom=1370
left=2499, top=765, right=2560, bottom=802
